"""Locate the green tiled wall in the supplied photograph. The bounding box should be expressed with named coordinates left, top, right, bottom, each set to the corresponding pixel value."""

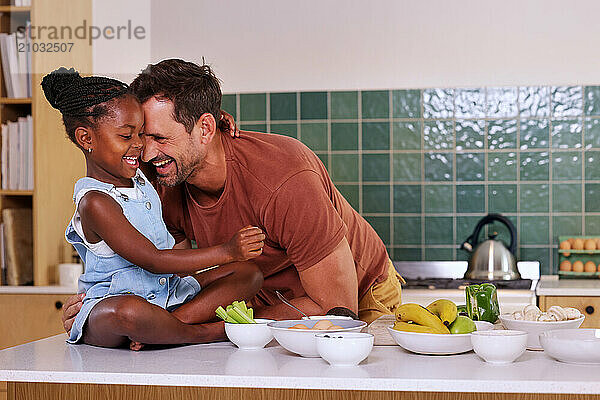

left=222, top=86, right=600, bottom=275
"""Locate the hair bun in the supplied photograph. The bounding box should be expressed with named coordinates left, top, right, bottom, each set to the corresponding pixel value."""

left=41, top=67, right=83, bottom=111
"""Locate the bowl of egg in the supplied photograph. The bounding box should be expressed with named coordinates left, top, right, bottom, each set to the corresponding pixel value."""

left=267, top=319, right=367, bottom=357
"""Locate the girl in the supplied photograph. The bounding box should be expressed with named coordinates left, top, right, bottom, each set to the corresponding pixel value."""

left=42, top=67, right=265, bottom=350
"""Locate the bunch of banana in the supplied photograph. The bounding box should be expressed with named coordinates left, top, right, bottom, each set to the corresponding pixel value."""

left=426, top=299, right=458, bottom=327
left=392, top=300, right=458, bottom=334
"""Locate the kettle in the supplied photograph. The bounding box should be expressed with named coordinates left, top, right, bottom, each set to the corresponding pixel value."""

left=461, top=213, right=520, bottom=280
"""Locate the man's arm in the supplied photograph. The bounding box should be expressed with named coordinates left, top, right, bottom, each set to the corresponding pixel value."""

left=253, top=237, right=358, bottom=319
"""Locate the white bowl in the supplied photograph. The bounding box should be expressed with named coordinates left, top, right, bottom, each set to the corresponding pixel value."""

left=471, top=330, right=527, bottom=364
left=498, top=314, right=584, bottom=350
left=315, top=332, right=374, bottom=367
left=268, top=319, right=367, bottom=357
left=387, top=320, right=493, bottom=355
left=224, top=319, right=274, bottom=350
left=540, top=329, right=600, bottom=364
left=302, top=315, right=354, bottom=321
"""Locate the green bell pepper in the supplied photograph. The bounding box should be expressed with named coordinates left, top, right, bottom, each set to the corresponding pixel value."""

left=465, top=283, right=500, bottom=323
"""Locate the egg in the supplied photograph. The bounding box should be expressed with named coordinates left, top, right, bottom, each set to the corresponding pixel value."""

left=311, top=320, right=334, bottom=330
left=289, top=324, right=309, bottom=330
left=596, top=238, right=600, bottom=249
left=559, top=240, right=571, bottom=257
left=585, top=261, right=596, bottom=273
left=573, top=239, right=585, bottom=250
left=585, top=239, right=596, bottom=252
left=559, top=260, right=572, bottom=271
left=572, top=260, right=584, bottom=272
left=568, top=238, right=576, bottom=246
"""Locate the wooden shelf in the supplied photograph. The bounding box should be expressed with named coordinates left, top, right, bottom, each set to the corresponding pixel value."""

left=0, top=190, right=33, bottom=196
left=0, top=6, right=31, bottom=12
left=0, top=97, right=31, bottom=104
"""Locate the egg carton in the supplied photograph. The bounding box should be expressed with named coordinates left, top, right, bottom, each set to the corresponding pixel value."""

left=557, top=235, right=600, bottom=279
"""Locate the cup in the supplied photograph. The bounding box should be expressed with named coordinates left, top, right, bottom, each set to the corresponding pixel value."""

left=58, top=263, right=82, bottom=287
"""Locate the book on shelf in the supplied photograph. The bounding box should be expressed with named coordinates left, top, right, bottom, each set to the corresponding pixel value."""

left=3, top=208, right=33, bottom=286
left=0, top=22, right=32, bottom=98
left=1, top=114, right=32, bottom=190
left=0, top=222, right=4, bottom=285
left=10, top=0, right=32, bottom=6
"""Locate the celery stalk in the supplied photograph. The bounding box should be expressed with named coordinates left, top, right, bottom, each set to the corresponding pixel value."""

left=215, top=306, right=228, bottom=321
left=232, top=303, right=255, bottom=323
left=227, top=307, right=250, bottom=323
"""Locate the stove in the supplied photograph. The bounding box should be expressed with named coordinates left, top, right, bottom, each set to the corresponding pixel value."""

left=393, top=261, right=539, bottom=314
left=402, top=278, right=533, bottom=290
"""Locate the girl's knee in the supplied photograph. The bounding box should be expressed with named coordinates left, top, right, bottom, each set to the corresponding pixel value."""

left=89, top=295, right=146, bottom=333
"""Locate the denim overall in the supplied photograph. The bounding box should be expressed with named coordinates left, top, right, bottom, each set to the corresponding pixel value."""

left=65, top=170, right=201, bottom=343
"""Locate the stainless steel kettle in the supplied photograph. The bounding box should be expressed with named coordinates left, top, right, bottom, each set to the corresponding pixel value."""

left=460, top=213, right=520, bottom=280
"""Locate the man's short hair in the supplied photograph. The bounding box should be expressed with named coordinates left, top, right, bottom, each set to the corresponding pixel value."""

left=130, top=59, right=223, bottom=133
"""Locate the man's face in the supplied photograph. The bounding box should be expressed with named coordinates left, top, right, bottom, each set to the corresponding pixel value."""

left=141, top=97, right=204, bottom=187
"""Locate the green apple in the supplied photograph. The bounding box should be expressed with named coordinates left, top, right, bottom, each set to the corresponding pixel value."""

left=448, top=315, right=476, bottom=334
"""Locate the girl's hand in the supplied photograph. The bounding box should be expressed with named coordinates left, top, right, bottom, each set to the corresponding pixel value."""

left=220, top=110, right=240, bottom=137
left=225, top=226, right=265, bottom=261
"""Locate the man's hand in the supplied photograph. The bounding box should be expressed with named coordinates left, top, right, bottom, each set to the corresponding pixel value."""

left=220, top=110, right=239, bottom=137
left=61, top=293, right=85, bottom=333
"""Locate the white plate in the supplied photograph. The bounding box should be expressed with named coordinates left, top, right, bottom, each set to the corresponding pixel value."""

left=499, top=314, right=584, bottom=350
left=387, top=321, right=493, bottom=355
left=540, top=329, right=600, bottom=364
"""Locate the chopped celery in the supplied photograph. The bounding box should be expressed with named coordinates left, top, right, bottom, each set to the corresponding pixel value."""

left=215, top=301, right=256, bottom=323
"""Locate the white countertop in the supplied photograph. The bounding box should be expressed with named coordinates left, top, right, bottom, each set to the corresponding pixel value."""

left=536, top=277, right=600, bottom=296
left=0, top=285, right=76, bottom=294
left=1, top=334, right=600, bottom=394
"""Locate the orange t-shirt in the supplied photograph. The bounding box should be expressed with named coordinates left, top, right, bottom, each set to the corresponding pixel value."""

left=157, top=131, right=389, bottom=306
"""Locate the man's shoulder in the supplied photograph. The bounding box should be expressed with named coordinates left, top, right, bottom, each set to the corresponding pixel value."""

left=227, top=131, right=325, bottom=190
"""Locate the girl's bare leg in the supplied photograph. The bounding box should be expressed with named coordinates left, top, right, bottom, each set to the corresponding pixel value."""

left=171, top=261, right=263, bottom=324
left=82, top=295, right=224, bottom=350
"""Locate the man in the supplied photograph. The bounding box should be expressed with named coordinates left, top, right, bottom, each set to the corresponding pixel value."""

left=62, top=59, right=403, bottom=339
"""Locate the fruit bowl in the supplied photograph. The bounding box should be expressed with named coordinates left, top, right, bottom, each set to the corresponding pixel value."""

left=387, top=321, right=493, bottom=355
left=267, top=319, right=367, bottom=357
left=499, top=314, right=584, bottom=350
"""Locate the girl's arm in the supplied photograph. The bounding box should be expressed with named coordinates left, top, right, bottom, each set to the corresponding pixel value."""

left=78, top=191, right=264, bottom=274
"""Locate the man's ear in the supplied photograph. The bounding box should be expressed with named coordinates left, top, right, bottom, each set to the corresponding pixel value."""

left=196, top=113, right=217, bottom=145
left=74, top=126, right=93, bottom=152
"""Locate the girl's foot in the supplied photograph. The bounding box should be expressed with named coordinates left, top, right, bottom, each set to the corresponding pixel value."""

left=129, top=341, right=144, bottom=351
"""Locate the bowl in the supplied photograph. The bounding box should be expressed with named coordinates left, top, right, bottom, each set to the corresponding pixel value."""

left=224, top=319, right=274, bottom=350
left=315, top=332, right=374, bottom=367
left=267, top=319, right=367, bottom=357
left=540, top=329, right=600, bottom=364
left=471, top=330, right=527, bottom=364
left=498, top=314, right=584, bottom=350
left=387, top=320, right=493, bottom=355
left=302, top=315, right=354, bottom=321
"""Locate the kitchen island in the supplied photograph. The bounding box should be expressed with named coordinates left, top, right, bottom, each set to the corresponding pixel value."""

left=1, top=334, right=600, bottom=400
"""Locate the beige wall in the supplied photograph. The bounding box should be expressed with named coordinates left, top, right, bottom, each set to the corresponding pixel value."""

left=141, top=0, right=600, bottom=92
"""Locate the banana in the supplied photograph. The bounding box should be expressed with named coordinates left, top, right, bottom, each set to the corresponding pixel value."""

left=395, top=303, right=450, bottom=334
left=426, top=299, right=458, bottom=327
left=392, top=321, right=443, bottom=334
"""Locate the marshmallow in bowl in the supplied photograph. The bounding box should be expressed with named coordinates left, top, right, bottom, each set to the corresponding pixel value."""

left=513, top=305, right=582, bottom=322
left=511, top=311, right=524, bottom=320
left=523, top=305, right=542, bottom=321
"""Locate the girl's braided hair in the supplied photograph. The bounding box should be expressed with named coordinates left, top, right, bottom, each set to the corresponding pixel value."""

left=41, top=67, right=131, bottom=148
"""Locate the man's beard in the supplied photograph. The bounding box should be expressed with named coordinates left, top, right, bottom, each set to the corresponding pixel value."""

left=156, top=156, right=195, bottom=187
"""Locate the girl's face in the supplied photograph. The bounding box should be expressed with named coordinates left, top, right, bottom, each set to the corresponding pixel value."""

left=86, top=95, right=145, bottom=186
